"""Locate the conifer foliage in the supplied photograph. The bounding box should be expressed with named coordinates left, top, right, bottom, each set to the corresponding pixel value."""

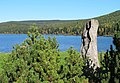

left=0, top=25, right=86, bottom=83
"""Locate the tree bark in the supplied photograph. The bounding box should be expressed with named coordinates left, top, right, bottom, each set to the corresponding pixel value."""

left=81, top=19, right=100, bottom=68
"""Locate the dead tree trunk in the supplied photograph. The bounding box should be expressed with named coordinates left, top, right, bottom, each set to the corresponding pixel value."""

left=81, top=19, right=100, bottom=68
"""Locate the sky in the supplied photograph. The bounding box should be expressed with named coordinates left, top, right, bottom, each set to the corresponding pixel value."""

left=0, top=0, right=120, bottom=22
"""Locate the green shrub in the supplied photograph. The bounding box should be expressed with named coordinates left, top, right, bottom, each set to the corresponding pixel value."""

left=0, top=25, right=86, bottom=83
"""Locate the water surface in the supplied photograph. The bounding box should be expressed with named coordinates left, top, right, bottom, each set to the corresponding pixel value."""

left=0, top=34, right=114, bottom=52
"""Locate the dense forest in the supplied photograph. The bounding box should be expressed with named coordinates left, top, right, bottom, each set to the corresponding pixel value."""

left=0, top=10, right=120, bottom=36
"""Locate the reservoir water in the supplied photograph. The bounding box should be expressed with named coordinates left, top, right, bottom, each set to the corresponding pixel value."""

left=0, top=34, right=114, bottom=52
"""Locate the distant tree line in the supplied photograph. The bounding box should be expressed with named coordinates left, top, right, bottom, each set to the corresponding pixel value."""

left=0, top=10, right=120, bottom=36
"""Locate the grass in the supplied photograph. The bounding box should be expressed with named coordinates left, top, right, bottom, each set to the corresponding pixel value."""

left=0, top=53, right=9, bottom=73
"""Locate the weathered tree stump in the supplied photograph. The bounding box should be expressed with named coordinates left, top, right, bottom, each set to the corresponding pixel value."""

left=80, top=19, right=100, bottom=68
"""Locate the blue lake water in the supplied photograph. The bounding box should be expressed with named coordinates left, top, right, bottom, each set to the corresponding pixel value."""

left=0, top=34, right=114, bottom=52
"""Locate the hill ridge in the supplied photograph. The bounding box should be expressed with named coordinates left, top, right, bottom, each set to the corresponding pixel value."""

left=0, top=10, right=120, bottom=36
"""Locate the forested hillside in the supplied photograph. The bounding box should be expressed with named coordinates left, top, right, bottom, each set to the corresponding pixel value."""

left=0, top=10, right=120, bottom=36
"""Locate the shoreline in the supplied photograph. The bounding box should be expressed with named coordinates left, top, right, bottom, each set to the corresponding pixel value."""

left=0, top=33, right=114, bottom=37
